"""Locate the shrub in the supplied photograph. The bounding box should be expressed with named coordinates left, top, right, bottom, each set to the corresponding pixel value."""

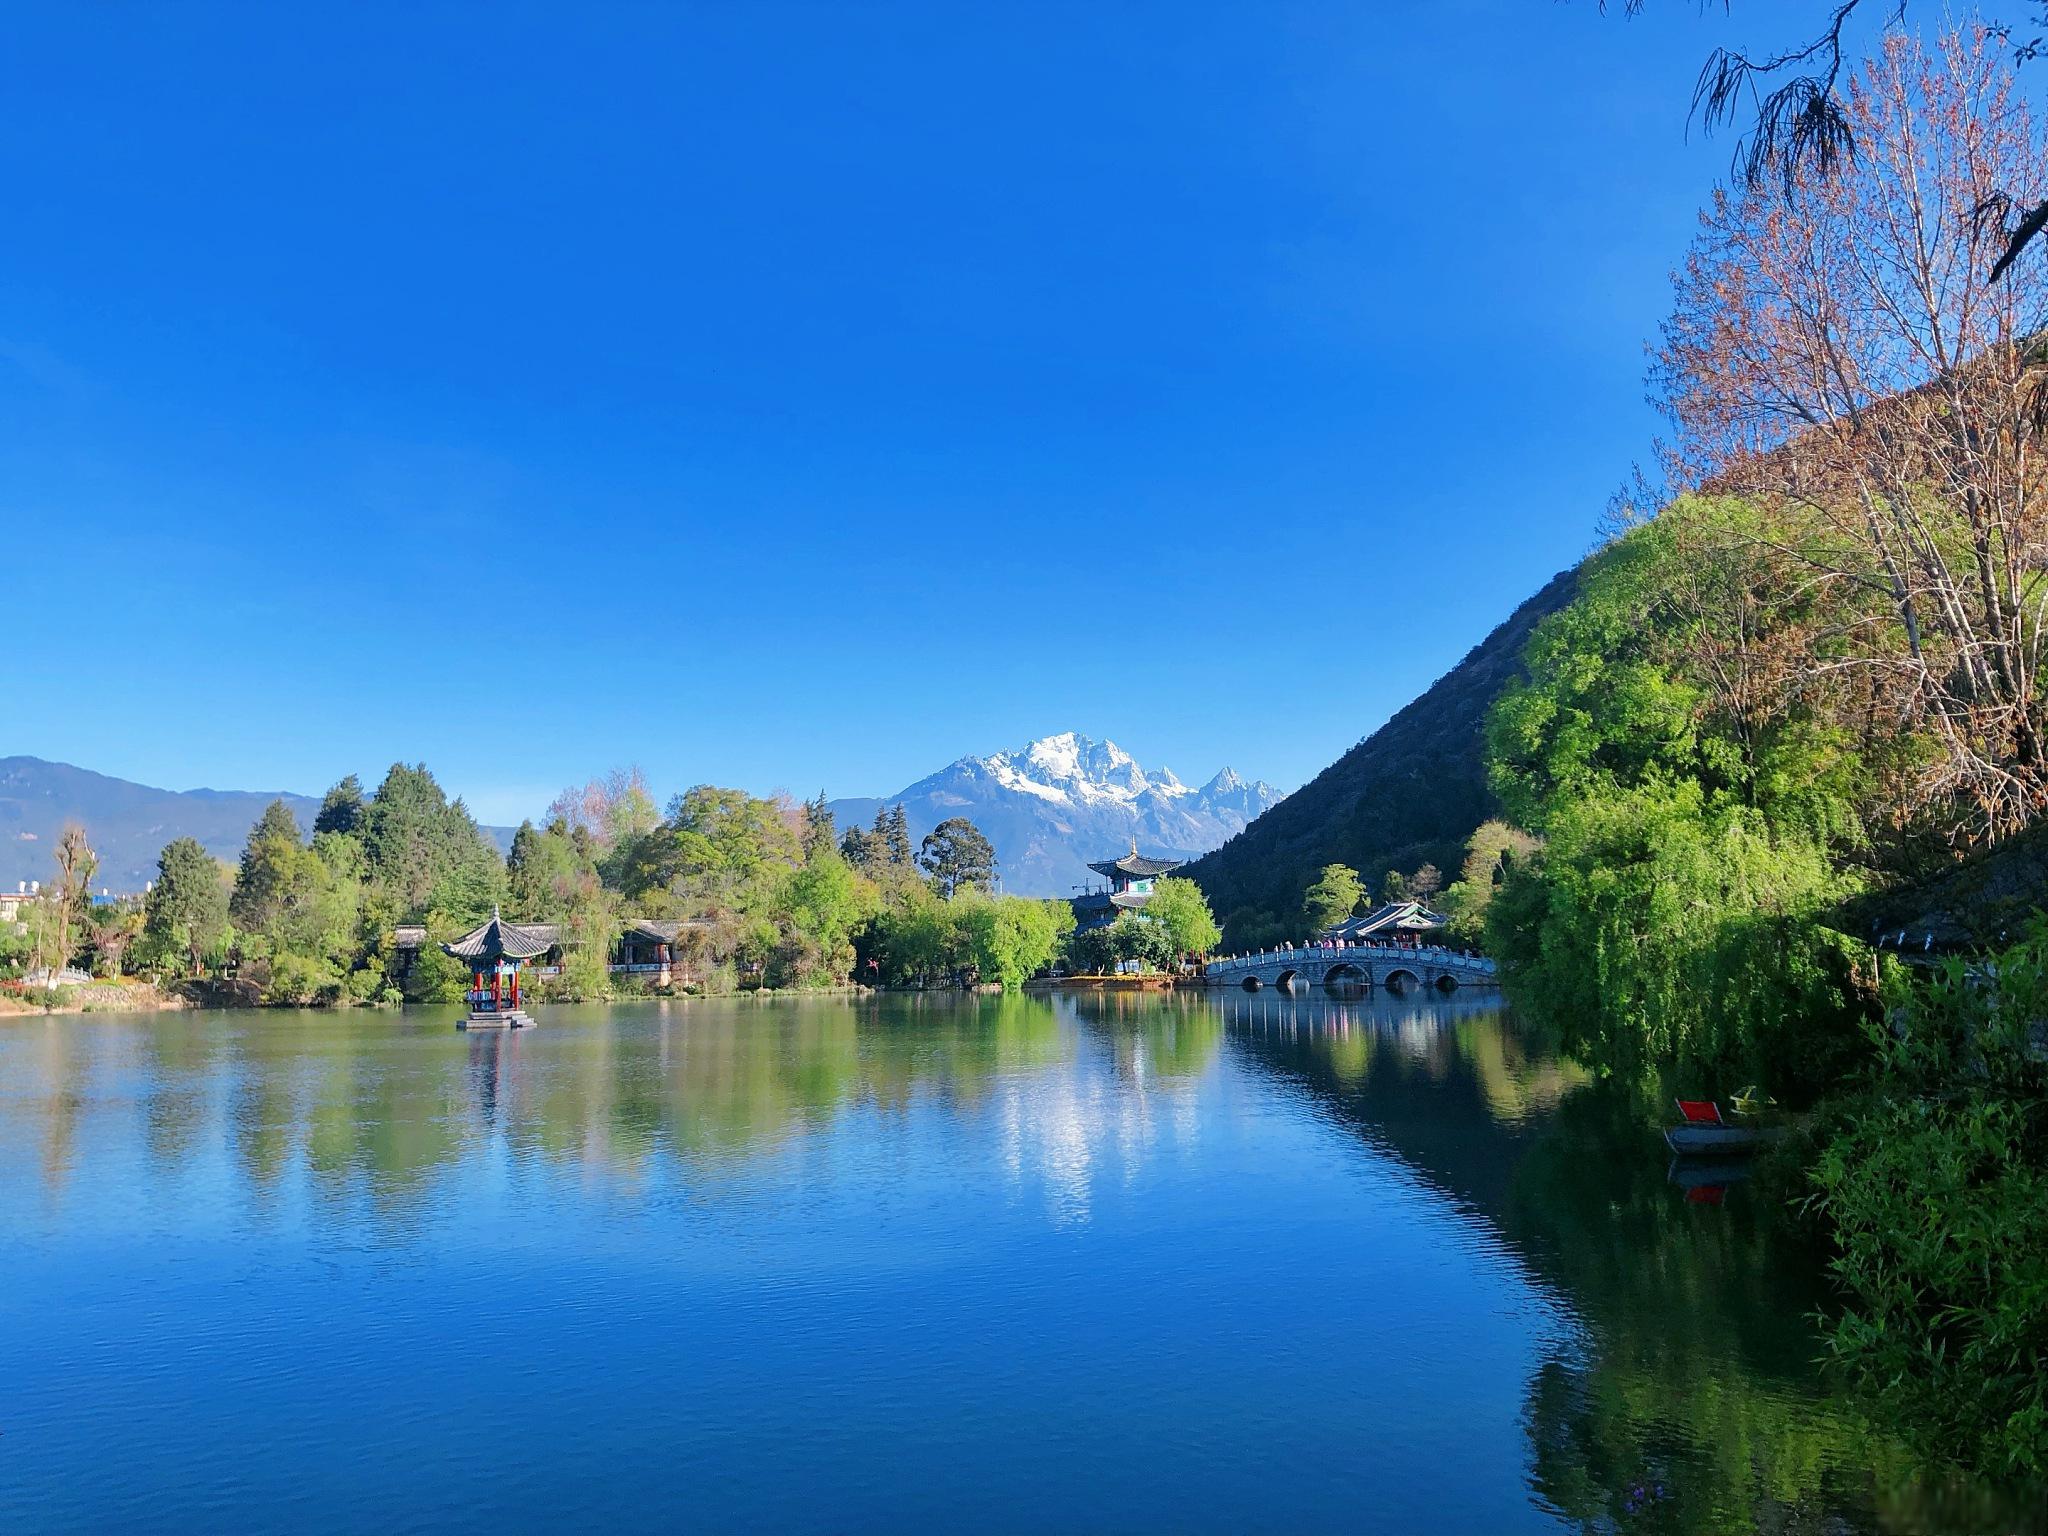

left=1809, top=940, right=2048, bottom=1477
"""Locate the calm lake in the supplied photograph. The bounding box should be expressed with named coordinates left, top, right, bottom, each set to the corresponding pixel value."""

left=0, top=992, right=2035, bottom=1533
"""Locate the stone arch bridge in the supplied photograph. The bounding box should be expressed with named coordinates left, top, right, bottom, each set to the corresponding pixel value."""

left=1201, top=942, right=1499, bottom=994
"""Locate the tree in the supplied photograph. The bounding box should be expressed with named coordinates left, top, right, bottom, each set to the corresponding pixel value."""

left=313, top=774, right=367, bottom=838
left=881, top=804, right=914, bottom=868
left=615, top=785, right=803, bottom=907
left=547, top=766, right=659, bottom=854
left=955, top=894, right=1069, bottom=988
left=918, top=817, right=996, bottom=897
left=142, top=837, right=230, bottom=977
left=1066, top=912, right=1176, bottom=976
left=1409, top=862, right=1444, bottom=903
left=1654, top=28, right=2048, bottom=841
left=231, top=799, right=304, bottom=932
left=1608, top=4, right=2048, bottom=282
left=1441, top=820, right=1540, bottom=943
left=840, top=823, right=880, bottom=871
left=1303, top=864, right=1366, bottom=934
left=1484, top=501, right=1871, bottom=1088
left=1381, top=869, right=1408, bottom=903
left=1143, top=876, right=1222, bottom=957
left=363, top=763, right=504, bottom=921
left=800, top=792, right=837, bottom=862
left=51, top=823, right=98, bottom=971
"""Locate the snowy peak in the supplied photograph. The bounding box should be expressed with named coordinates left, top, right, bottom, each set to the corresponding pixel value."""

left=835, top=733, right=1286, bottom=897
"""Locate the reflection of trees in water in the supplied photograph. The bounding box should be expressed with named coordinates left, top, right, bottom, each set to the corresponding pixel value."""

left=1208, top=994, right=2044, bottom=1535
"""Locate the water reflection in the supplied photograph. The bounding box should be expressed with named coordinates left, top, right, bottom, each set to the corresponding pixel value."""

left=0, top=995, right=2036, bottom=1534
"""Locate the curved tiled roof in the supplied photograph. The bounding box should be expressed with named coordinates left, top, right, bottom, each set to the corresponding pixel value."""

left=1084, top=852, right=1184, bottom=880
left=441, top=910, right=557, bottom=962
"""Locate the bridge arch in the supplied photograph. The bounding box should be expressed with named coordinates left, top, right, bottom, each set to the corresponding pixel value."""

left=1241, top=974, right=1262, bottom=991
left=1383, top=967, right=1421, bottom=993
left=1434, top=972, right=1459, bottom=993
left=1323, top=961, right=1367, bottom=992
left=1275, top=968, right=1300, bottom=992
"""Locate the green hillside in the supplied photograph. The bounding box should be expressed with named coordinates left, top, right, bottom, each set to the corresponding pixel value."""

left=1182, top=566, right=1580, bottom=943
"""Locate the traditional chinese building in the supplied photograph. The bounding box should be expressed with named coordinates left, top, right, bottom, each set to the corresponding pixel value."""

left=442, top=907, right=549, bottom=1029
left=1070, top=845, right=1183, bottom=932
left=1321, top=900, right=1448, bottom=947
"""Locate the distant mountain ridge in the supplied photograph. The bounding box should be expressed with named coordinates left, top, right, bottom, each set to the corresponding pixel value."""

left=829, top=732, right=1283, bottom=897
left=1180, top=567, right=1581, bottom=941
left=0, top=757, right=514, bottom=894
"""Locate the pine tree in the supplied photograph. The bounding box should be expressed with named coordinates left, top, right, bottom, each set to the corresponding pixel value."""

left=231, top=800, right=305, bottom=931
left=313, top=775, right=367, bottom=838
left=143, top=838, right=229, bottom=976
left=801, top=792, right=837, bottom=862
left=881, top=804, right=913, bottom=868
left=840, top=824, right=879, bottom=871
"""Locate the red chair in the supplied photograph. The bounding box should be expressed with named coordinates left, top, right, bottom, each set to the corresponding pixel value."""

left=1675, top=1099, right=1725, bottom=1126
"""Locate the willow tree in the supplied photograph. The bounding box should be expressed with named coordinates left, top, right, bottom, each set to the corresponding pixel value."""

left=1655, top=27, right=2048, bottom=843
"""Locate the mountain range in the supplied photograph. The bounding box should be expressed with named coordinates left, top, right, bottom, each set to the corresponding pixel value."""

left=2, top=736, right=1275, bottom=902
left=0, top=758, right=516, bottom=895
left=829, top=732, right=1282, bottom=897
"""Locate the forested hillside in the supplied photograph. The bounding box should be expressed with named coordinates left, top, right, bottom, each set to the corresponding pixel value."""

left=1182, top=567, right=1578, bottom=942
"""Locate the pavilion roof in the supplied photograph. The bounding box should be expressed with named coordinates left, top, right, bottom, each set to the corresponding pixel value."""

left=441, top=909, right=558, bottom=962
left=1085, top=850, right=1184, bottom=880
left=1325, top=901, right=1447, bottom=940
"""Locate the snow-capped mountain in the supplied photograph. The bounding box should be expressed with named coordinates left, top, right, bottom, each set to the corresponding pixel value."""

left=828, top=732, right=1283, bottom=898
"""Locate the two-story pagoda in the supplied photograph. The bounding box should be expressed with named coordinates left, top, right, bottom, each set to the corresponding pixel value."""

left=1070, top=843, right=1183, bottom=932
left=442, top=907, right=549, bottom=1030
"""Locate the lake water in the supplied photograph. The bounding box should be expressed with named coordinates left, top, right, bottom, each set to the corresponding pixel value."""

left=0, top=992, right=2035, bottom=1533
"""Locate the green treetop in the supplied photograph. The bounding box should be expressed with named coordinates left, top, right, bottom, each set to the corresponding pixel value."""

left=1144, top=876, right=1222, bottom=957
left=918, top=816, right=996, bottom=898
left=312, top=774, right=367, bottom=838
left=142, top=837, right=230, bottom=977
left=1303, top=863, right=1366, bottom=934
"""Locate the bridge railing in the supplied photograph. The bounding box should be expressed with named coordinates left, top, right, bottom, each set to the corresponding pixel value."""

left=1203, top=941, right=1495, bottom=973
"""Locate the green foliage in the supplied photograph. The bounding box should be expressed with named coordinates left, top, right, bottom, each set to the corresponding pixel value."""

left=1808, top=941, right=2048, bottom=1478
left=879, top=804, right=913, bottom=870
left=312, top=774, right=367, bottom=838
left=839, top=823, right=880, bottom=870
left=1441, top=819, right=1539, bottom=944
left=1302, top=863, right=1366, bottom=934
left=140, top=837, right=230, bottom=977
left=403, top=932, right=472, bottom=1004
left=1484, top=499, right=1872, bottom=1095
left=614, top=785, right=801, bottom=907
left=917, top=816, right=996, bottom=898
left=229, top=799, right=304, bottom=931
left=1065, top=913, right=1177, bottom=975
left=799, top=792, right=836, bottom=861
left=363, top=763, right=504, bottom=923
left=955, top=894, right=1068, bottom=989
left=865, top=883, right=964, bottom=985
left=1143, top=876, right=1221, bottom=956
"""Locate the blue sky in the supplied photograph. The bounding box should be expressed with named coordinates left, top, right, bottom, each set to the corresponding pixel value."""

left=5, top=2, right=1792, bottom=822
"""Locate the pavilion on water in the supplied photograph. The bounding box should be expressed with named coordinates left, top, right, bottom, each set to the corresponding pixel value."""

left=442, top=907, right=549, bottom=1030
left=1070, top=844, right=1184, bottom=932
left=1321, top=900, right=1448, bottom=948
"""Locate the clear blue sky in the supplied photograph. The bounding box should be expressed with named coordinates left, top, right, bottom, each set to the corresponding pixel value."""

left=6, top=2, right=1784, bottom=822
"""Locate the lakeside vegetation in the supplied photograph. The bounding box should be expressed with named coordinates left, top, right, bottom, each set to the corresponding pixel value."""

left=1, top=767, right=1225, bottom=1008
left=1469, top=29, right=2048, bottom=1478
